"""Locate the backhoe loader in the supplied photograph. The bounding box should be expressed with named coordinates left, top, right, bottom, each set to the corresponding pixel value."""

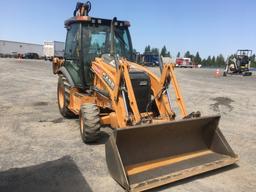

left=52, top=2, right=238, bottom=191
left=223, top=49, right=253, bottom=76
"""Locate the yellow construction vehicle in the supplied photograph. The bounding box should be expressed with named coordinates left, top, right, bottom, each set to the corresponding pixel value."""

left=53, top=2, right=238, bottom=191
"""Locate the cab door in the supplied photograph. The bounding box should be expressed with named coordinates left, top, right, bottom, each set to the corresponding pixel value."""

left=63, top=23, right=83, bottom=88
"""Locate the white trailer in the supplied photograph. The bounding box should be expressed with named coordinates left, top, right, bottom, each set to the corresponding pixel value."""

left=43, top=41, right=65, bottom=60
left=0, top=40, right=43, bottom=57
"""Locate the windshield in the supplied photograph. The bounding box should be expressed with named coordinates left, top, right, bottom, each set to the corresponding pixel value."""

left=82, top=24, right=133, bottom=61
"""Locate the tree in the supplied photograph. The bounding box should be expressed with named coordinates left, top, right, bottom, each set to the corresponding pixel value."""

left=184, top=51, right=191, bottom=58
left=194, top=52, right=202, bottom=65
left=206, top=56, right=212, bottom=66
left=161, top=46, right=167, bottom=56
left=144, top=45, right=151, bottom=54
left=219, top=54, right=226, bottom=66
left=201, top=59, right=207, bottom=66
left=216, top=54, right=225, bottom=67
left=211, top=56, right=216, bottom=66
left=161, top=46, right=171, bottom=57
left=177, top=52, right=181, bottom=58
left=251, top=54, right=256, bottom=68
left=151, top=48, right=159, bottom=55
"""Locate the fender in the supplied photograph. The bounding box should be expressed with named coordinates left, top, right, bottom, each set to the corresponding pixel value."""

left=57, top=67, right=75, bottom=87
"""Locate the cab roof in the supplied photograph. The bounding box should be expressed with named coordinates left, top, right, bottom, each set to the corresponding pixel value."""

left=64, top=16, right=130, bottom=28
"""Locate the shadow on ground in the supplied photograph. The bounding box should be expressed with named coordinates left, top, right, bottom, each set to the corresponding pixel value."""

left=147, top=164, right=239, bottom=192
left=0, top=156, right=92, bottom=192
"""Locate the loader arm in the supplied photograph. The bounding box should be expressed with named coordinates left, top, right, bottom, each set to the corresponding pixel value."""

left=93, top=58, right=187, bottom=127
left=160, top=64, right=187, bottom=117
left=128, top=61, right=185, bottom=119
left=120, top=60, right=141, bottom=124
left=92, top=57, right=143, bottom=127
left=92, top=57, right=186, bottom=127
left=109, top=58, right=186, bottom=124
left=91, top=58, right=127, bottom=128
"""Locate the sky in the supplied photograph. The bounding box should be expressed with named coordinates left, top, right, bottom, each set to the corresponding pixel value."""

left=0, top=0, right=255, bottom=58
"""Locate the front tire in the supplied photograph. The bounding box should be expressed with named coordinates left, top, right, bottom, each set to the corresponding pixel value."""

left=79, top=104, right=101, bottom=143
left=57, top=74, right=75, bottom=118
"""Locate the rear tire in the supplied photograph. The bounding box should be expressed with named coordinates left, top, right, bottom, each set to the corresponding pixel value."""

left=57, top=74, right=76, bottom=118
left=79, top=104, right=101, bottom=143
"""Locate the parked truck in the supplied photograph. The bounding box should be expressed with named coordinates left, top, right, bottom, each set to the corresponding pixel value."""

left=175, top=57, right=193, bottom=68
left=43, top=41, right=65, bottom=61
left=141, top=53, right=160, bottom=66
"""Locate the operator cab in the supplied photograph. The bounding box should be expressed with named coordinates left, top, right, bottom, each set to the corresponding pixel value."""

left=236, top=49, right=252, bottom=68
left=63, top=2, right=133, bottom=89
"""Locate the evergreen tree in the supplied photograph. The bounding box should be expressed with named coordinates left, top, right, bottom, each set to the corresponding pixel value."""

left=160, top=46, right=171, bottom=57
left=184, top=51, right=191, bottom=58
left=144, top=45, right=151, bottom=54
left=201, top=59, right=207, bottom=66
left=190, top=54, right=195, bottom=61
left=206, top=56, right=212, bottom=66
left=151, top=48, right=159, bottom=55
left=251, top=54, right=255, bottom=61
left=251, top=54, right=256, bottom=68
left=220, top=54, right=225, bottom=66
left=212, top=56, right=216, bottom=66
left=194, top=52, right=202, bottom=65
left=216, top=54, right=225, bottom=67
left=161, top=46, right=168, bottom=56
left=177, top=52, right=181, bottom=58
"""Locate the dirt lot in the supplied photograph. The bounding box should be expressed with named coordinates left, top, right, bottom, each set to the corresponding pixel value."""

left=0, top=58, right=255, bottom=192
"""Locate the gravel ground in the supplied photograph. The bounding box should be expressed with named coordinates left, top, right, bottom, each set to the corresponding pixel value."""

left=0, top=58, right=255, bottom=192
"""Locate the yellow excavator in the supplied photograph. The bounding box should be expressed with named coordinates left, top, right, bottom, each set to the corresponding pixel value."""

left=52, top=2, right=238, bottom=191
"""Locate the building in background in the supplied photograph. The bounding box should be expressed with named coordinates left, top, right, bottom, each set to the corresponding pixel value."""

left=43, top=41, right=65, bottom=60
left=0, top=40, right=43, bottom=57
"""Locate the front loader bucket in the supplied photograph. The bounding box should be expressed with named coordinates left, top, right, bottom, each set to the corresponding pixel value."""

left=105, top=115, right=238, bottom=192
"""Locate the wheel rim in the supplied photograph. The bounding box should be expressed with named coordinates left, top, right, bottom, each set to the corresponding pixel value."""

left=58, top=86, right=65, bottom=109
left=80, top=115, right=84, bottom=135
